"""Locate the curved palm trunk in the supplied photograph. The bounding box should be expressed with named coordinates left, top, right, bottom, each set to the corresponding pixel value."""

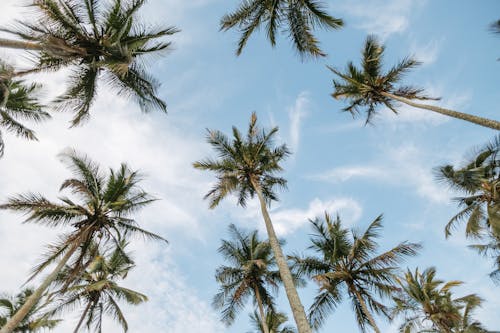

left=381, top=92, right=500, bottom=130
left=0, top=38, right=42, bottom=51
left=254, top=286, right=271, bottom=333
left=351, top=287, right=380, bottom=333
left=252, top=182, right=312, bottom=333
left=0, top=242, right=80, bottom=333
left=73, top=302, right=92, bottom=333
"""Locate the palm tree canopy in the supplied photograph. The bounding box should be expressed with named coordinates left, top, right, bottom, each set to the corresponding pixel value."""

left=0, top=149, right=166, bottom=285
left=248, top=309, right=297, bottom=333
left=392, top=267, right=494, bottom=333
left=329, top=35, right=437, bottom=123
left=193, top=112, right=290, bottom=209
left=0, top=61, right=49, bottom=157
left=213, top=224, right=282, bottom=326
left=1, top=0, right=179, bottom=125
left=437, top=135, right=500, bottom=283
left=49, top=241, right=147, bottom=332
left=290, top=213, right=421, bottom=331
left=221, top=0, right=343, bottom=58
left=0, top=289, right=60, bottom=332
left=436, top=135, right=500, bottom=239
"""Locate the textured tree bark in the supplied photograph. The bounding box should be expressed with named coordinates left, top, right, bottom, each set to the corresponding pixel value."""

left=0, top=38, right=42, bottom=51
left=381, top=91, right=500, bottom=130
left=252, top=181, right=312, bottom=333
left=0, top=242, right=80, bottom=333
left=254, top=286, right=271, bottom=333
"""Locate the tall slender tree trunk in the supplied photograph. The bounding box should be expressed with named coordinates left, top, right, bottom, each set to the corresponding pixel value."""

left=381, top=91, right=500, bottom=130
left=0, top=38, right=43, bottom=51
left=73, top=302, right=92, bottom=333
left=351, top=287, right=380, bottom=333
left=252, top=181, right=312, bottom=333
left=254, top=286, right=271, bottom=333
left=0, top=242, right=80, bottom=333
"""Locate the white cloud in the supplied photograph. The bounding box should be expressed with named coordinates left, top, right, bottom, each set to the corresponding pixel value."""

left=338, top=0, right=427, bottom=38
left=235, top=197, right=363, bottom=236
left=288, top=92, right=309, bottom=154
left=310, top=143, right=450, bottom=204
left=410, top=38, right=443, bottom=65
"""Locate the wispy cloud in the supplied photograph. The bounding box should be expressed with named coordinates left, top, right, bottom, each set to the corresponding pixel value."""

left=310, top=143, right=450, bottom=204
left=338, top=0, right=427, bottom=38
left=288, top=92, right=310, bottom=154
left=235, top=197, right=363, bottom=236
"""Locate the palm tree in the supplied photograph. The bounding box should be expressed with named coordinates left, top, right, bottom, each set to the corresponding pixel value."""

left=50, top=241, right=147, bottom=333
left=436, top=135, right=500, bottom=239
left=0, top=0, right=179, bottom=126
left=0, top=150, right=166, bottom=333
left=491, top=19, right=500, bottom=34
left=290, top=213, right=421, bottom=332
left=0, top=61, right=49, bottom=157
left=193, top=113, right=312, bottom=333
left=221, top=0, right=343, bottom=58
left=329, top=35, right=500, bottom=130
left=213, top=224, right=283, bottom=333
left=248, top=309, right=297, bottom=333
left=392, top=267, right=492, bottom=333
left=0, top=289, right=60, bottom=332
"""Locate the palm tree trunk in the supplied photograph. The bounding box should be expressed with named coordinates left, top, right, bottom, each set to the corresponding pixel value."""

left=381, top=91, right=500, bottom=130
left=73, top=302, right=92, bottom=333
left=0, top=242, right=80, bottom=333
left=0, top=38, right=43, bottom=51
left=252, top=181, right=312, bottom=333
left=351, top=287, right=380, bottom=333
left=254, top=286, right=271, bottom=333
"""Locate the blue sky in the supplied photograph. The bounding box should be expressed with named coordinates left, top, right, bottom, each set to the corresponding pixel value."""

left=0, top=0, right=499, bottom=332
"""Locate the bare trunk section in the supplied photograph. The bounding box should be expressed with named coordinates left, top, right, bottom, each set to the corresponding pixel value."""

left=252, top=181, right=312, bottom=333
left=381, top=91, right=500, bottom=131
left=0, top=242, right=80, bottom=333
left=254, top=286, right=271, bottom=333
left=0, top=38, right=43, bottom=51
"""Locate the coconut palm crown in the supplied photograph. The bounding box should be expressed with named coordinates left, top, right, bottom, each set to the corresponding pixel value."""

left=0, top=149, right=165, bottom=333
left=248, top=309, right=297, bottom=333
left=221, top=0, right=343, bottom=58
left=213, top=224, right=283, bottom=332
left=49, top=241, right=147, bottom=333
left=0, top=289, right=60, bottom=332
left=0, top=61, right=49, bottom=157
left=0, top=0, right=179, bottom=125
left=392, top=267, right=492, bottom=333
left=436, top=135, right=500, bottom=239
left=329, top=35, right=500, bottom=130
left=290, top=213, right=421, bottom=332
left=193, top=112, right=289, bottom=208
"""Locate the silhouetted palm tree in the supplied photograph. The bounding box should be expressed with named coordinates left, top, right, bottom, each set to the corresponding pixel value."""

left=194, top=113, right=312, bottom=333
left=50, top=241, right=147, bottom=333
left=0, top=150, right=166, bottom=333
left=0, top=0, right=178, bottom=125
left=248, top=309, right=297, bottom=333
left=392, top=267, right=491, bottom=333
left=221, top=0, right=343, bottom=58
left=214, top=224, right=282, bottom=333
left=290, top=213, right=420, bottom=332
left=437, top=135, right=500, bottom=239
left=329, top=36, right=500, bottom=130
left=0, top=289, right=60, bottom=332
left=0, top=61, right=49, bottom=157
